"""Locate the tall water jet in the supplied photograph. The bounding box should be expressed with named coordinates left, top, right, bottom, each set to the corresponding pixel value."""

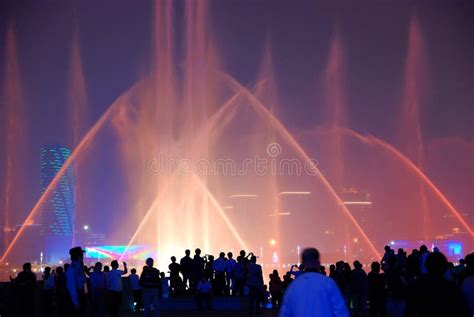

left=400, top=14, right=430, bottom=240
left=152, top=0, right=178, bottom=256
left=322, top=27, right=353, bottom=259
left=182, top=0, right=209, bottom=250
left=67, top=21, right=88, bottom=245
left=323, top=28, right=346, bottom=182
left=254, top=35, right=282, bottom=260
left=1, top=21, right=27, bottom=252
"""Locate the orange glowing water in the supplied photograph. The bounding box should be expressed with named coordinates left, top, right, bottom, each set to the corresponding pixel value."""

left=400, top=15, right=430, bottom=241
left=1, top=21, right=26, bottom=252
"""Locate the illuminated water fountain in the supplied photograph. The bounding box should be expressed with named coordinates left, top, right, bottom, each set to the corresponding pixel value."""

left=1, top=3, right=472, bottom=274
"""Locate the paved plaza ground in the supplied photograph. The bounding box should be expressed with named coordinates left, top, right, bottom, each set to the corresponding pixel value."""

left=122, top=311, right=275, bottom=317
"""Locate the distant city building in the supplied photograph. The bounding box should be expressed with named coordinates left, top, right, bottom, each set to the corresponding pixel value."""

left=40, top=145, right=75, bottom=261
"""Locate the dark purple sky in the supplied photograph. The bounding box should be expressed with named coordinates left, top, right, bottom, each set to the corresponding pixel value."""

left=1, top=0, right=472, bottom=140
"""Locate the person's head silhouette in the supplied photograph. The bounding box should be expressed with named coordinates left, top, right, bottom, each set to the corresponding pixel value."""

left=111, top=260, right=119, bottom=270
left=171, top=256, right=176, bottom=263
left=94, top=262, right=102, bottom=272
left=371, top=261, right=380, bottom=273
left=146, top=258, right=154, bottom=268
left=185, top=249, right=191, bottom=256
left=69, top=246, right=85, bottom=262
left=353, top=261, right=363, bottom=270
left=195, top=248, right=201, bottom=256
left=420, top=245, right=428, bottom=253
left=426, top=252, right=448, bottom=277
left=23, top=262, right=32, bottom=272
left=301, top=248, right=320, bottom=271
left=465, top=253, right=474, bottom=270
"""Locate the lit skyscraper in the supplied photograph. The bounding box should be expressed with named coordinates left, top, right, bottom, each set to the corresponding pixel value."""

left=40, top=145, right=75, bottom=260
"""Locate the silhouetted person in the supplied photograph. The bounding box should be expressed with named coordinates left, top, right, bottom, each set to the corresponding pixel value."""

left=129, top=268, right=142, bottom=311
left=461, top=252, right=474, bottom=316
left=419, top=245, right=429, bottom=276
left=191, top=248, right=205, bottom=291
left=329, top=264, right=337, bottom=280
left=453, top=258, right=466, bottom=285
left=320, top=265, right=327, bottom=276
left=10, top=262, right=36, bottom=317
left=445, top=261, right=455, bottom=282
left=269, top=270, right=283, bottom=309
left=139, top=258, right=161, bottom=317
left=42, top=266, right=55, bottom=316
left=406, top=249, right=420, bottom=279
left=203, top=254, right=215, bottom=293
left=107, top=260, right=128, bottom=317
left=289, top=264, right=305, bottom=279
left=89, top=262, right=106, bottom=317
left=410, top=251, right=468, bottom=316
left=160, top=271, right=170, bottom=299
left=66, top=247, right=87, bottom=316
left=333, top=261, right=346, bottom=295
left=281, top=272, right=293, bottom=295
left=280, top=248, right=348, bottom=317
left=168, top=256, right=181, bottom=296
left=213, top=252, right=227, bottom=295
left=342, top=262, right=352, bottom=303
left=368, top=262, right=385, bottom=317
left=180, top=249, right=193, bottom=291
left=234, top=255, right=246, bottom=295
left=262, top=284, right=271, bottom=307
left=381, top=245, right=395, bottom=272
left=350, top=260, right=368, bottom=317
left=239, top=250, right=251, bottom=282
left=55, top=266, right=68, bottom=316
left=196, top=275, right=213, bottom=311
left=385, top=256, right=407, bottom=317
left=225, top=251, right=237, bottom=295
left=395, top=248, right=407, bottom=270
left=247, top=254, right=264, bottom=315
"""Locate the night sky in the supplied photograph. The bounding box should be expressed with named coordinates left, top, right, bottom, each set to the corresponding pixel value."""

left=0, top=0, right=472, bottom=249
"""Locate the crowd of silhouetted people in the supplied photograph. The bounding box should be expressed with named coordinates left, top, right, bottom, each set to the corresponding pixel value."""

left=6, top=244, right=474, bottom=317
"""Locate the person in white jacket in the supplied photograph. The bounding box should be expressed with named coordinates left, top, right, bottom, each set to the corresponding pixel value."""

left=280, top=248, right=349, bottom=317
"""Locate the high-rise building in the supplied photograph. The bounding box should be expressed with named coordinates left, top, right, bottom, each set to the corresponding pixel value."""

left=40, top=145, right=75, bottom=261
